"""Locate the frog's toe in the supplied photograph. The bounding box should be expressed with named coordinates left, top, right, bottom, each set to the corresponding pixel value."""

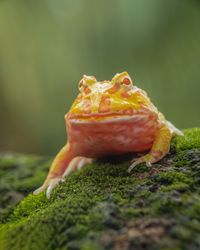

left=77, top=157, right=93, bottom=170
left=46, top=178, right=63, bottom=199
left=33, top=184, right=47, bottom=195
left=62, top=156, right=93, bottom=178
left=33, top=177, right=63, bottom=199
left=128, top=154, right=153, bottom=173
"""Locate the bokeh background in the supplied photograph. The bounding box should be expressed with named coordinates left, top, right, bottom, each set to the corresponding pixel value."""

left=0, top=0, right=199, bottom=155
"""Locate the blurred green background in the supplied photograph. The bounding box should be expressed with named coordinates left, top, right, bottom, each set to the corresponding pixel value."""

left=0, top=0, right=199, bottom=155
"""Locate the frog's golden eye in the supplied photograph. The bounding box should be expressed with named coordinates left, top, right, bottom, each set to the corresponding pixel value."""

left=112, top=72, right=133, bottom=89
left=121, top=76, right=132, bottom=85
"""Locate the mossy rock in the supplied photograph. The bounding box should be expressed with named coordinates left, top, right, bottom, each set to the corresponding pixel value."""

left=0, top=128, right=200, bottom=250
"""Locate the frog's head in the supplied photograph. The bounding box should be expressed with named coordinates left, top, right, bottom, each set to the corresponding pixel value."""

left=67, top=72, right=150, bottom=122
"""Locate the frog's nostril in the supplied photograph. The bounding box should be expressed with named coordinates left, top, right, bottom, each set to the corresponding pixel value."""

left=108, top=83, right=120, bottom=94
left=98, top=96, right=111, bottom=113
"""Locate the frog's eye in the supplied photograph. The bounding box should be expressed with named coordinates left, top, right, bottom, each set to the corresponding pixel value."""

left=78, top=75, right=96, bottom=92
left=112, top=72, right=133, bottom=86
left=121, top=76, right=132, bottom=85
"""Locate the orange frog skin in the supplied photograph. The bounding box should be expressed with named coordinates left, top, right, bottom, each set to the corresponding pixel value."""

left=34, top=72, right=183, bottom=198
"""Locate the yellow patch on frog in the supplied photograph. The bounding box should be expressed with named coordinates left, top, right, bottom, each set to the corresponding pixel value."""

left=69, top=72, right=152, bottom=118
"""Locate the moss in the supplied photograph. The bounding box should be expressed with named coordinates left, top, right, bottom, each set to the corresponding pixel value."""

left=0, top=128, right=200, bottom=249
left=171, top=127, right=200, bottom=152
left=154, top=171, right=194, bottom=191
left=0, top=154, right=50, bottom=224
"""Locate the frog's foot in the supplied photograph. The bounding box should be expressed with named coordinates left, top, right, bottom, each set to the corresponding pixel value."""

left=128, top=153, right=156, bottom=173
left=33, top=156, right=93, bottom=199
left=128, top=124, right=173, bottom=173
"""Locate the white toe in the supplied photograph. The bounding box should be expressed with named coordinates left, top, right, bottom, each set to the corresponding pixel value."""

left=46, top=178, right=61, bottom=199
left=33, top=185, right=46, bottom=195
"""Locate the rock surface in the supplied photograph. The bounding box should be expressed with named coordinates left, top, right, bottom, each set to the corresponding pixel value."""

left=0, top=128, right=200, bottom=250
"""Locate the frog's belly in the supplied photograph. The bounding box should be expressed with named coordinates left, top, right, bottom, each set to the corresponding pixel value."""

left=67, top=115, right=159, bottom=158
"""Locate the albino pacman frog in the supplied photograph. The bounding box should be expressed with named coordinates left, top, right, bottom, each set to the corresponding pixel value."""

left=34, top=72, right=183, bottom=198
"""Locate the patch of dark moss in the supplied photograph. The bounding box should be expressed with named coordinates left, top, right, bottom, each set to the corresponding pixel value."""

left=0, top=153, right=50, bottom=222
left=0, top=128, right=200, bottom=250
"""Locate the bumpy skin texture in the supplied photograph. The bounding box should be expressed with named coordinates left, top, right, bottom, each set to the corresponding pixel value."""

left=34, top=72, right=183, bottom=198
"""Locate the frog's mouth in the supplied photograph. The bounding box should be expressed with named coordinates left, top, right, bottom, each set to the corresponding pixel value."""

left=66, top=109, right=153, bottom=124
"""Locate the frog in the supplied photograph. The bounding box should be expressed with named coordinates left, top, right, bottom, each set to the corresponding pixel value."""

left=34, top=72, right=183, bottom=198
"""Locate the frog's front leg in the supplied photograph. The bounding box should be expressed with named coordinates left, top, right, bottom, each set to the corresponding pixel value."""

left=128, top=124, right=173, bottom=172
left=33, top=143, right=93, bottom=198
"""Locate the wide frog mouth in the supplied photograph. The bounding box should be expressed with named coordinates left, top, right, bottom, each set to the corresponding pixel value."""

left=66, top=109, right=155, bottom=124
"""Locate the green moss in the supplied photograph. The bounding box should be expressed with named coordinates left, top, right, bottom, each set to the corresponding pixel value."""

left=155, top=171, right=193, bottom=187
left=0, top=154, right=50, bottom=207
left=171, top=127, right=200, bottom=152
left=159, top=182, right=190, bottom=192
left=12, top=193, right=49, bottom=220
left=0, top=128, right=200, bottom=249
